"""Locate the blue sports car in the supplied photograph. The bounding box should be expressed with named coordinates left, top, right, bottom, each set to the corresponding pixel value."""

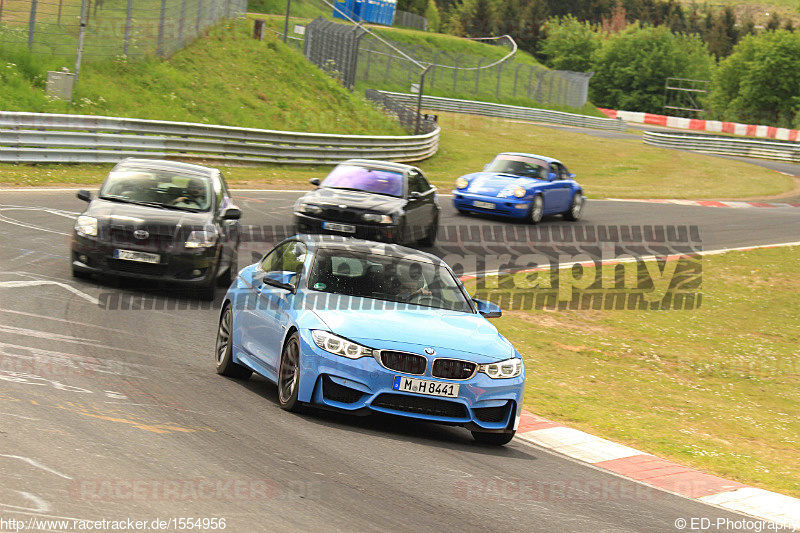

left=453, top=152, right=585, bottom=223
left=215, top=235, right=525, bottom=445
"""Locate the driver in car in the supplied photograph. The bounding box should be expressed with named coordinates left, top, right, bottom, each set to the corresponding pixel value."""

left=397, top=262, right=432, bottom=301
left=171, top=179, right=206, bottom=208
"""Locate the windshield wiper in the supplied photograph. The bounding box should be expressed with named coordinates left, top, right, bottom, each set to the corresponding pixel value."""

left=99, top=194, right=135, bottom=203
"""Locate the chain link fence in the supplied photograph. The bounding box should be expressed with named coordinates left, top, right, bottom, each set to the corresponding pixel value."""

left=358, top=36, right=593, bottom=108
left=0, top=0, right=246, bottom=59
left=393, top=10, right=426, bottom=31
left=298, top=19, right=592, bottom=109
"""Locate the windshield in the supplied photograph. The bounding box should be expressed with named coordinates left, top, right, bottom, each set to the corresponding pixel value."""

left=321, top=165, right=404, bottom=197
left=307, top=249, right=473, bottom=313
left=486, top=155, right=548, bottom=179
left=98, top=168, right=212, bottom=211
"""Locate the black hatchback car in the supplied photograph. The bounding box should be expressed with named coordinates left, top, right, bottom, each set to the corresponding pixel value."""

left=293, top=159, right=440, bottom=246
left=71, top=158, right=241, bottom=298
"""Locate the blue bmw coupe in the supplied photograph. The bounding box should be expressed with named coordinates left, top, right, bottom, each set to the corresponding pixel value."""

left=453, top=152, right=585, bottom=224
left=215, top=235, right=525, bottom=445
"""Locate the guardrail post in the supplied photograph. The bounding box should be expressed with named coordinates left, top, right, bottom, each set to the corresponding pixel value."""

left=27, top=0, right=38, bottom=50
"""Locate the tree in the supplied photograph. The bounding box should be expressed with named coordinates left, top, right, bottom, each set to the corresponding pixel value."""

left=425, top=0, right=442, bottom=32
left=766, top=12, right=782, bottom=31
left=540, top=15, right=602, bottom=72
left=589, top=24, right=714, bottom=113
left=710, top=30, right=800, bottom=127
left=706, top=7, right=738, bottom=59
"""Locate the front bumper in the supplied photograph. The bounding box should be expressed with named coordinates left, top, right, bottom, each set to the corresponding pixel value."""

left=452, top=191, right=532, bottom=218
left=294, top=213, right=400, bottom=243
left=71, top=233, right=219, bottom=287
left=296, top=330, right=525, bottom=432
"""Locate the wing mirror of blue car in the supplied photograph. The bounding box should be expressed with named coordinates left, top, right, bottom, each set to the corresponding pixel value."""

left=548, top=172, right=558, bottom=181
left=569, top=173, right=576, bottom=179
left=77, top=189, right=92, bottom=202
left=472, top=298, right=502, bottom=318
left=221, top=207, right=241, bottom=220
left=262, top=271, right=297, bottom=293
left=310, top=177, right=321, bottom=187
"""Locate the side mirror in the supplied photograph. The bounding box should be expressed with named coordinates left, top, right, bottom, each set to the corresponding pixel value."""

left=77, top=189, right=92, bottom=202
left=310, top=178, right=321, bottom=187
left=548, top=172, right=558, bottom=181
left=221, top=207, right=242, bottom=220
left=473, top=298, right=502, bottom=318
left=263, top=271, right=297, bottom=292
left=569, top=173, right=576, bottom=179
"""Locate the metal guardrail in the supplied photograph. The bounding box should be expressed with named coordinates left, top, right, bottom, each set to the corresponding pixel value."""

left=377, top=91, right=627, bottom=131
left=0, top=111, right=440, bottom=165
left=643, top=131, right=800, bottom=163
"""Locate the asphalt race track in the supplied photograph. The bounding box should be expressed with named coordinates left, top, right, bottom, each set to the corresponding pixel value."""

left=1, top=189, right=799, bottom=532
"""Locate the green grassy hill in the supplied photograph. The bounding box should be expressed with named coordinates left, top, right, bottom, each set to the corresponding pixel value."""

left=0, top=19, right=405, bottom=135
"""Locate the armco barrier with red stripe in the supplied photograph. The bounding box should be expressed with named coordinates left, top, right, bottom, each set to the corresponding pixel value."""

left=598, top=108, right=800, bottom=142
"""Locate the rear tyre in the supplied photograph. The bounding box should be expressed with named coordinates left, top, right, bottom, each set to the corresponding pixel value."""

left=215, top=306, right=252, bottom=379
left=278, top=332, right=302, bottom=412
left=528, top=195, right=544, bottom=225
left=471, top=431, right=515, bottom=446
left=563, top=193, right=583, bottom=222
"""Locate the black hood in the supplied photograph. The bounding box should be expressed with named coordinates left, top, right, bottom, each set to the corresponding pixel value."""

left=298, top=187, right=406, bottom=213
left=86, top=199, right=213, bottom=239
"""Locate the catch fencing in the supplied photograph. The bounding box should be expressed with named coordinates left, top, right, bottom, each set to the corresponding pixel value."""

left=393, top=10, right=427, bottom=31
left=0, top=109, right=440, bottom=164
left=0, top=0, right=246, bottom=59
left=378, top=91, right=626, bottom=131
left=643, top=131, right=800, bottom=163
left=298, top=18, right=592, bottom=109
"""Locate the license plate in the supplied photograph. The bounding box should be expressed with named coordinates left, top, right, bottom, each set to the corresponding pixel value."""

left=114, top=249, right=161, bottom=263
left=473, top=200, right=495, bottom=210
left=392, top=376, right=459, bottom=398
left=323, top=222, right=356, bottom=233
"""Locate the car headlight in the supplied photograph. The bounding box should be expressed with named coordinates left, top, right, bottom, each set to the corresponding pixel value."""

left=312, top=330, right=373, bottom=359
left=297, top=203, right=322, bottom=215
left=513, top=187, right=526, bottom=198
left=478, top=357, right=523, bottom=379
left=185, top=229, right=217, bottom=249
left=362, top=213, right=393, bottom=224
left=455, top=177, right=469, bottom=189
left=74, top=215, right=98, bottom=237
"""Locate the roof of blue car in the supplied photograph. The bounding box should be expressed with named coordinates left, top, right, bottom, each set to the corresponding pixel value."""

left=293, top=234, right=444, bottom=264
left=497, top=152, right=561, bottom=164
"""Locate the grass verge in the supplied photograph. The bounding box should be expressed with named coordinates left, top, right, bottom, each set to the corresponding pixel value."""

left=463, top=245, right=799, bottom=497
left=0, top=111, right=793, bottom=200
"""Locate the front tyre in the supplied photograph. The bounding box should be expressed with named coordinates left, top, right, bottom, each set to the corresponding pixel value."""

left=528, top=195, right=544, bottom=225
left=278, top=332, right=302, bottom=412
left=215, top=306, right=252, bottom=379
left=563, top=193, right=583, bottom=221
left=471, top=430, right=515, bottom=446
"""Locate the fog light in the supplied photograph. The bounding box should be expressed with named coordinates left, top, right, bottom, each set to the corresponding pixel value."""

left=79, top=255, right=88, bottom=263
left=191, top=269, right=202, bottom=276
